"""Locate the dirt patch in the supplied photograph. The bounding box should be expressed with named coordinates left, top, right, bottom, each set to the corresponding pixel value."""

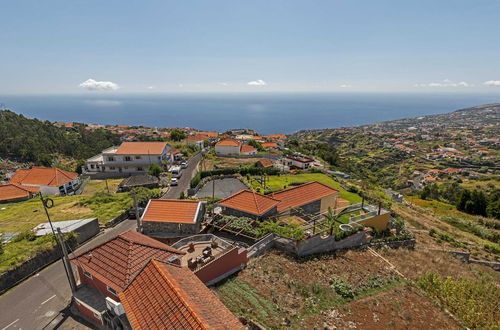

left=300, top=285, right=459, bottom=329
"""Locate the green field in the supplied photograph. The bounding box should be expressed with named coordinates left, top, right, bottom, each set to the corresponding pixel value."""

left=250, top=173, right=362, bottom=203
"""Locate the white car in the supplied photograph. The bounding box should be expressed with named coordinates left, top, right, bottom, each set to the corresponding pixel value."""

left=181, top=162, right=188, bottom=169
left=170, top=178, right=179, bottom=186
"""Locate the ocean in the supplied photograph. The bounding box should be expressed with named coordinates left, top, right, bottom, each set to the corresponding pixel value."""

left=1, top=93, right=498, bottom=134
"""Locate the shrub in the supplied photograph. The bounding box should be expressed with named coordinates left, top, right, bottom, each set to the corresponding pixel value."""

left=190, top=172, right=201, bottom=188
left=257, top=221, right=305, bottom=240
left=329, top=277, right=354, bottom=299
left=12, top=230, right=37, bottom=242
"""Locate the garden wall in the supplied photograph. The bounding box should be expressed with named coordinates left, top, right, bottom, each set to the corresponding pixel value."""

left=0, top=237, right=77, bottom=294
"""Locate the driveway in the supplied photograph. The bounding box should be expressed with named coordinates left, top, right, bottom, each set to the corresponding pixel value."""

left=162, top=152, right=202, bottom=199
left=0, top=218, right=137, bottom=330
left=196, top=177, right=247, bottom=199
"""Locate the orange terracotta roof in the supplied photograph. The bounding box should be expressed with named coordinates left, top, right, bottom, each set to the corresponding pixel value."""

left=0, top=184, right=34, bottom=201
left=141, top=199, right=203, bottom=224
left=70, top=230, right=185, bottom=291
left=218, top=190, right=280, bottom=216
left=215, top=139, right=240, bottom=147
left=240, top=145, right=257, bottom=153
left=272, top=181, right=339, bottom=212
left=9, top=167, right=78, bottom=187
left=198, top=131, right=218, bottom=137
left=119, top=260, right=244, bottom=330
left=115, top=142, right=169, bottom=155
left=258, top=158, right=273, bottom=168
left=261, top=142, right=278, bottom=149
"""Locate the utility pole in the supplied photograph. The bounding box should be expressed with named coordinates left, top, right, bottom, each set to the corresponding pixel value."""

left=132, top=190, right=141, bottom=232
left=40, top=194, right=76, bottom=293
left=212, top=178, right=215, bottom=200
left=105, top=179, right=110, bottom=194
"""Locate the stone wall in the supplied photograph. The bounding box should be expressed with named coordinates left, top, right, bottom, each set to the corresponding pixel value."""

left=0, top=237, right=77, bottom=294
left=142, top=221, right=199, bottom=238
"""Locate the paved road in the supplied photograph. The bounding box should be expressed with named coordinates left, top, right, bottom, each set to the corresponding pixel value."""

left=0, top=219, right=137, bottom=330
left=195, top=177, right=247, bottom=199
left=163, top=152, right=202, bottom=199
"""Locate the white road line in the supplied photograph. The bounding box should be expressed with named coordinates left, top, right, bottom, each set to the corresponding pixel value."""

left=1, top=319, right=19, bottom=330
left=41, top=295, right=56, bottom=305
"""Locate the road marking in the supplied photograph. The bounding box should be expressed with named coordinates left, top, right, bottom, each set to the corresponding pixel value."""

left=41, top=295, right=56, bottom=305
left=1, top=319, right=19, bottom=330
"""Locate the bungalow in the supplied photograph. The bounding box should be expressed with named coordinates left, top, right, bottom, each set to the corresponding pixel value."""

left=218, top=190, right=280, bottom=219
left=118, top=259, right=245, bottom=330
left=256, top=158, right=274, bottom=168
left=140, top=199, right=205, bottom=239
left=9, top=167, right=80, bottom=196
left=261, top=142, right=279, bottom=150
left=282, top=154, right=315, bottom=169
left=85, top=142, right=172, bottom=174
left=0, top=183, right=38, bottom=203
left=70, top=230, right=185, bottom=327
left=215, top=139, right=257, bottom=156
left=240, top=144, right=258, bottom=155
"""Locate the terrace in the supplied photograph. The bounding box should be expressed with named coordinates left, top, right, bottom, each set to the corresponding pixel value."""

left=171, top=234, right=235, bottom=269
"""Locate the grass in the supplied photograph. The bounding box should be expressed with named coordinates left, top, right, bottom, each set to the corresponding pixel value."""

left=82, top=179, right=122, bottom=194
left=0, top=234, right=56, bottom=274
left=250, top=173, right=362, bottom=204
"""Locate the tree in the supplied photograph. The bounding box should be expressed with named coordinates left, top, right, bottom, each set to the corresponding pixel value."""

left=170, top=129, right=186, bottom=142
left=148, top=163, right=162, bottom=177
left=248, top=140, right=264, bottom=152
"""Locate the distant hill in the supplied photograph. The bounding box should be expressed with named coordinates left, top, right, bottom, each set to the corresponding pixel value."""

left=0, top=110, right=120, bottom=166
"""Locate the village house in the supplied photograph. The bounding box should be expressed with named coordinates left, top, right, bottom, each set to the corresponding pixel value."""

left=8, top=167, right=80, bottom=196
left=261, top=142, right=279, bottom=150
left=0, top=183, right=38, bottom=203
left=140, top=199, right=205, bottom=240
left=215, top=139, right=257, bottom=156
left=116, top=174, right=159, bottom=192
left=85, top=142, right=172, bottom=174
left=218, top=190, right=281, bottom=219
left=70, top=230, right=185, bottom=327
left=256, top=158, right=274, bottom=168
left=282, top=154, right=315, bottom=169
left=118, top=259, right=245, bottom=330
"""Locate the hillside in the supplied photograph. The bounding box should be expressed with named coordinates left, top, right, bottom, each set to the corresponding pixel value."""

left=0, top=110, right=120, bottom=166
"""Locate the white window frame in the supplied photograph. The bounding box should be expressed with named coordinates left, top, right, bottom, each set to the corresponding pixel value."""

left=83, top=269, right=92, bottom=279
left=106, top=286, right=118, bottom=296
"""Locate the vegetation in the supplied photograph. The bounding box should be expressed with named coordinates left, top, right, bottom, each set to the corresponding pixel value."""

left=200, top=166, right=280, bottom=179
left=258, top=221, right=305, bottom=240
left=148, top=163, right=163, bottom=177
left=169, top=129, right=186, bottom=142
left=0, top=110, right=119, bottom=166
left=287, top=140, right=340, bottom=166
left=418, top=273, right=500, bottom=329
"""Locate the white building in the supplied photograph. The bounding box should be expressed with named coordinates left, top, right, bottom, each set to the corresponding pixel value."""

left=85, top=142, right=172, bottom=174
left=215, top=140, right=241, bottom=155
left=282, top=154, right=315, bottom=169
left=9, top=167, right=80, bottom=196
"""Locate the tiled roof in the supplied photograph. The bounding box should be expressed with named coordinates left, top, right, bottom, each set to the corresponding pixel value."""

left=262, top=142, right=278, bottom=149
left=272, top=181, right=339, bottom=212
left=240, top=145, right=257, bottom=153
left=9, top=167, right=78, bottom=187
left=218, top=190, right=280, bottom=216
left=115, top=142, right=168, bottom=155
left=0, top=184, right=34, bottom=201
left=215, top=139, right=240, bottom=147
left=119, top=260, right=244, bottom=330
left=141, top=199, right=202, bottom=224
left=258, top=158, right=273, bottom=168
left=70, top=230, right=185, bottom=291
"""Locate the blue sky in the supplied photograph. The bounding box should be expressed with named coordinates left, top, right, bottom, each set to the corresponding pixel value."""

left=1, top=0, right=500, bottom=93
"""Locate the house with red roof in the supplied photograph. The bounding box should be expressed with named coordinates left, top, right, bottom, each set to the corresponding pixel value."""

left=140, top=199, right=205, bottom=240
left=70, top=230, right=185, bottom=326
left=118, top=259, right=245, bottom=330
left=256, top=158, right=274, bottom=168
left=0, top=183, right=38, bottom=203
left=218, top=181, right=339, bottom=219
left=9, top=167, right=80, bottom=195
left=215, top=139, right=257, bottom=156
left=85, top=142, right=172, bottom=175
left=261, top=142, right=279, bottom=150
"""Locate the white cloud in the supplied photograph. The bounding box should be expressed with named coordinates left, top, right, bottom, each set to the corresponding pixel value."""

left=147, top=86, right=154, bottom=90
left=483, top=80, right=500, bottom=86
left=79, top=79, right=119, bottom=91
left=247, top=79, right=267, bottom=86
left=339, top=84, right=352, bottom=88
left=414, top=79, right=469, bottom=88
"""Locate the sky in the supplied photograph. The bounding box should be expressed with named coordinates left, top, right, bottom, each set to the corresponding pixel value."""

left=1, top=0, right=500, bottom=94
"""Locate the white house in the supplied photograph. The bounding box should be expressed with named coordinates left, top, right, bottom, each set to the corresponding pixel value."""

left=9, top=167, right=80, bottom=196
left=215, top=140, right=241, bottom=155
left=85, top=142, right=172, bottom=174
left=282, top=154, right=315, bottom=169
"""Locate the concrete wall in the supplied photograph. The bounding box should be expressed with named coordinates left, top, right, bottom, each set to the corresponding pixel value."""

left=74, top=300, right=104, bottom=326
left=356, top=213, right=391, bottom=231
left=142, top=221, right=199, bottom=238
left=74, top=218, right=100, bottom=244
left=320, top=193, right=339, bottom=213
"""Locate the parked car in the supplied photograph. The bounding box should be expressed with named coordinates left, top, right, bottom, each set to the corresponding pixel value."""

left=170, top=178, right=179, bottom=186
left=181, top=162, right=188, bottom=169
left=128, top=207, right=145, bottom=219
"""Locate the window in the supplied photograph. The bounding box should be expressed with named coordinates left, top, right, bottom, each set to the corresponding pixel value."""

left=135, top=155, right=141, bottom=160
left=90, top=164, right=95, bottom=169
left=158, top=156, right=161, bottom=160
left=137, top=167, right=143, bottom=171
left=109, top=166, right=116, bottom=170
left=107, top=286, right=118, bottom=296
left=124, top=156, right=132, bottom=161
left=83, top=269, right=92, bottom=279
left=107, top=157, right=115, bottom=161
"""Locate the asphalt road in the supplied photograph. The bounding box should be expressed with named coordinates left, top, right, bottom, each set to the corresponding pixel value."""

left=163, top=152, right=202, bottom=199
left=195, top=177, right=247, bottom=199
left=0, top=219, right=137, bottom=330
